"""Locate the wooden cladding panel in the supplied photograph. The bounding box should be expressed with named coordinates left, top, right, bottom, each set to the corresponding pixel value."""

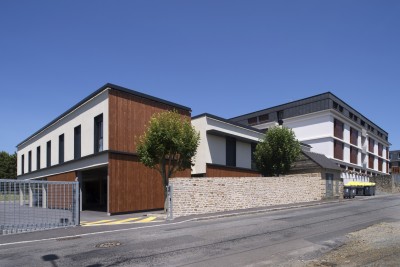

left=334, top=119, right=344, bottom=139
left=369, top=138, right=375, bottom=153
left=350, top=127, right=358, bottom=146
left=334, top=140, right=344, bottom=160
left=206, top=164, right=261, bottom=177
left=378, top=143, right=383, bottom=157
left=109, top=90, right=191, bottom=154
left=350, top=146, right=358, bottom=164
left=368, top=154, right=374, bottom=169
left=108, top=153, right=190, bottom=214
left=378, top=158, right=383, bottom=172
left=46, top=171, right=76, bottom=182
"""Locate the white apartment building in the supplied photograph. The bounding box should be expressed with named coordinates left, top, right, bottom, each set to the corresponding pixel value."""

left=231, top=92, right=390, bottom=184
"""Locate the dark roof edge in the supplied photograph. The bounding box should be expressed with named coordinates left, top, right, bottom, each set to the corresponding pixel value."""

left=229, top=92, right=331, bottom=120
left=302, top=150, right=342, bottom=171
left=17, top=83, right=191, bottom=148
left=230, top=91, right=388, bottom=136
left=192, top=113, right=266, bottom=134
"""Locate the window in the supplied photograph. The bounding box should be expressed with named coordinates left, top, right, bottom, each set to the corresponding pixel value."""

left=258, top=114, right=269, bottom=123
left=378, top=158, right=383, bottom=172
left=368, top=154, right=374, bottom=169
left=47, top=141, right=51, bottom=167
left=226, top=137, right=236, bottom=167
left=94, top=114, right=103, bottom=153
left=350, top=146, right=358, bottom=164
left=21, top=155, right=25, bottom=174
left=247, top=117, right=257, bottom=125
left=36, top=146, right=41, bottom=170
left=350, top=127, right=358, bottom=145
left=378, top=143, right=383, bottom=157
left=333, top=101, right=338, bottom=109
left=74, top=125, right=81, bottom=159
left=28, top=151, right=32, bottom=173
left=398, top=153, right=400, bottom=160
left=277, top=110, right=284, bottom=125
left=339, top=105, right=343, bottom=112
left=334, top=119, right=344, bottom=139
left=361, top=120, right=365, bottom=127
left=251, top=143, right=257, bottom=170
left=334, top=140, right=344, bottom=160
left=368, top=138, right=374, bottom=153
left=59, top=134, right=64, bottom=164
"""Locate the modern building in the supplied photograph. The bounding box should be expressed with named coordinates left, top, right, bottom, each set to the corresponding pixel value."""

left=230, top=92, right=390, bottom=183
left=191, top=113, right=263, bottom=177
left=389, top=150, right=400, bottom=174
left=16, top=83, right=191, bottom=215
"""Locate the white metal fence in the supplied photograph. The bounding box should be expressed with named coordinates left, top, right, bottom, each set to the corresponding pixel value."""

left=0, top=179, right=79, bottom=235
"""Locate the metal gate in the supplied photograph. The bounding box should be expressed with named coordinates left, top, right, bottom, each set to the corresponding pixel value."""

left=0, top=179, right=79, bottom=235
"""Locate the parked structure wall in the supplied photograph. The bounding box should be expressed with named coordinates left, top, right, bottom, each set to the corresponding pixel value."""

left=170, top=173, right=327, bottom=217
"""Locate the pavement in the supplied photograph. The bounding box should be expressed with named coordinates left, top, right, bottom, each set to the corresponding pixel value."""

left=0, top=193, right=393, bottom=245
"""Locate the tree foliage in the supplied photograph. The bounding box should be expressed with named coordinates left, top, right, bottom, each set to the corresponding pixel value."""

left=137, top=110, right=200, bottom=200
left=254, top=126, right=301, bottom=176
left=0, top=151, right=17, bottom=179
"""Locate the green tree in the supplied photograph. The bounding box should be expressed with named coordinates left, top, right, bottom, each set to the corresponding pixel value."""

left=254, top=126, right=301, bottom=176
left=0, top=151, right=17, bottom=179
left=137, top=110, right=200, bottom=209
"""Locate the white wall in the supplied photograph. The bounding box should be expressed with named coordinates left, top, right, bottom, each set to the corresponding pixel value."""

left=17, top=90, right=109, bottom=176
left=191, top=115, right=264, bottom=175
left=284, top=112, right=333, bottom=142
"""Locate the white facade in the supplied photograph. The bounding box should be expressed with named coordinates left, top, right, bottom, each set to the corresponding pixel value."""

left=192, top=114, right=264, bottom=175
left=17, top=89, right=109, bottom=178
left=253, top=109, right=389, bottom=177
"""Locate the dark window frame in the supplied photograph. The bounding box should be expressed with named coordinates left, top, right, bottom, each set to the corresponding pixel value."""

left=21, top=155, right=25, bottom=174
left=47, top=141, right=51, bottom=167
left=226, top=136, right=236, bottom=167
left=36, top=146, right=41, bottom=170
left=94, top=114, right=104, bottom=153
left=74, top=125, right=82, bottom=159
left=59, top=134, right=64, bottom=164
left=28, top=151, right=32, bottom=173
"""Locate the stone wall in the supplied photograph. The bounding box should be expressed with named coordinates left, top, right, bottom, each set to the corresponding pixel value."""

left=371, top=175, right=395, bottom=193
left=170, top=173, right=326, bottom=217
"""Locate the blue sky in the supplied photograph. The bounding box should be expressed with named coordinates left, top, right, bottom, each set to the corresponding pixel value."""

left=0, top=1, right=399, bottom=153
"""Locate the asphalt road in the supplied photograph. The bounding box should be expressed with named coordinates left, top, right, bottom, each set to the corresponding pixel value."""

left=1, top=195, right=400, bottom=267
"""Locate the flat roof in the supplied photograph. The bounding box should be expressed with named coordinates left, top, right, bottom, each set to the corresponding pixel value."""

left=17, top=83, right=191, bottom=148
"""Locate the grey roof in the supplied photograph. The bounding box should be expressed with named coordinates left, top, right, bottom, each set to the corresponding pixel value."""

left=17, top=83, right=191, bottom=147
left=302, top=150, right=342, bottom=171
left=230, top=92, right=388, bottom=137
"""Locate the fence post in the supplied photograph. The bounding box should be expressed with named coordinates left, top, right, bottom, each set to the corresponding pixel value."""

left=73, top=182, right=80, bottom=226
left=42, top=184, right=47, bottom=209
left=19, top=185, right=24, bottom=206
left=166, top=184, right=173, bottom=221
left=29, top=183, right=33, bottom=207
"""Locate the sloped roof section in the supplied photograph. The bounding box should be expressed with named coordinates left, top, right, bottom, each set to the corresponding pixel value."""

left=302, top=150, right=342, bottom=171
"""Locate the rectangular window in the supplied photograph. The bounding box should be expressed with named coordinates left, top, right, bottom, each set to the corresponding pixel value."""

left=361, top=120, right=365, bottom=127
left=369, top=154, right=374, bottom=169
left=334, top=119, right=344, bottom=139
left=334, top=140, right=344, bottom=160
left=398, top=153, right=400, bottom=160
left=21, top=155, right=25, bottom=175
left=247, top=117, right=257, bottom=125
left=251, top=143, right=257, bottom=170
left=350, top=127, right=358, bottom=145
left=378, top=143, right=383, bottom=157
left=74, top=125, right=81, bottom=159
left=369, top=138, right=374, bottom=153
left=378, top=158, right=383, bottom=172
left=36, top=146, right=41, bottom=170
left=94, top=114, right=104, bottom=153
left=28, top=151, right=32, bottom=173
left=226, top=136, right=236, bottom=167
left=47, top=141, right=51, bottom=167
left=59, top=134, right=64, bottom=164
left=258, top=114, right=269, bottom=123
left=350, top=146, right=358, bottom=164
